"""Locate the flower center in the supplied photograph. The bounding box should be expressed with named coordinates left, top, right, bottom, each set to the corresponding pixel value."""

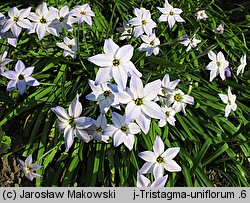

left=227, top=100, right=231, bottom=105
left=169, top=11, right=174, bottom=16
left=165, top=111, right=170, bottom=118
left=121, top=126, right=127, bottom=132
left=18, top=74, right=24, bottom=80
left=59, top=16, right=64, bottom=22
left=80, top=11, right=86, bottom=15
left=127, top=29, right=131, bottom=33
left=141, top=20, right=147, bottom=25
left=216, top=61, right=221, bottom=67
left=174, top=94, right=181, bottom=102
left=68, top=44, right=73, bottom=49
left=96, top=127, right=102, bottom=132
left=68, top=118, right=76, bottom=128
left=156, top=156, right=164, bottom=163
left=13, top=16, right=19, bottom=23
left=103, top=90, right=110, bottom=97
left=200, top=13, right=203, bottom=17
left=150, top=41, right=155, bottom=46
left=161, top=89, right=167, bottom=95
left=40, top=17, right=47, bottom=24
left=25, top=166, right=32, bottom=173
left=134, top=98, right=143, bottom=106
left=112, top=59, right=120, bottom=67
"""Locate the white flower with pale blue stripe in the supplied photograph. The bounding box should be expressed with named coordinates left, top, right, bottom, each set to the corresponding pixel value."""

left=116, top=76, right=165, bottom=134
left=218, top=87, right=237, bottom=118
left=103, top=112, right=140, bottom=150
left=17, top=154, right=42, bottom=181
left=2, top=60, right=39, bottom=94
left=139, top=136, right=181, bottom=180
left=51, top=94, right=92, bottom=151
left=88, top=38, right=142, bottom=90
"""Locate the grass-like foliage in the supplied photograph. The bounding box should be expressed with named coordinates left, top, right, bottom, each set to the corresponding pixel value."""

left=0, top=0, right=249, bottom=187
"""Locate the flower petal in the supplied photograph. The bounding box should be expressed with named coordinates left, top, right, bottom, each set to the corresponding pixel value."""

left=113, top=130, right=124, bottom=147
left=68, top=94, right=82, bottom=118
left=153, top=136, right=165, bottom=155
left=3, top=71, right=18, bottom=80
left=17, top=79, right=26, bottom=94
left=22, top=66, right=34, bottom=77
left=51, top=106, right=70, bottom=121
left=64, top=125, right=74, bottom=152
left=116, top=45, right=133, bottom=63
left=218, top=93, right=228, bottom=104
left=25, top=154, right=33, bottom=166
left=163, top=160, right=181, bottom=172
left=75, top=129, right=92, bottom=143
left=139, top=162, right=154, bottom=174
left=153, top=163, right=165, bottom=180
left=137, top=173, right=150, bottom=187
left=208, top=51, right=216, bottom=61
left=88, top=54, right=112, bottom=67
left=95, top=67, right=112, bottom=85
left=143, top=79, right=161, bottom=100
left=151, top=174, right=168, bottom=187
left=104, top=38, right=119, bottom=57
left=138, top=151, right=156, bottom=162
left=112, top=112, right=124, bottom=127
left=36, top=23, right=47, bottom=40
left=135, top=113, right=151, bottom=134
left=15, top=60, right=26, bottom=74
left=103, top=125, right=117, bottom=137
left=7, top=80, right=17, bottom=91
left=142, top=100, right=165, bottom=119
left=125, top=102, right=141, bottom=121
left=128, top=122, right=141, bottom=134
left=25, top=76, right=39, bottom=86
left=112, top=66, right=127, bottom=90
left=162, top=147, right=180, bottom=160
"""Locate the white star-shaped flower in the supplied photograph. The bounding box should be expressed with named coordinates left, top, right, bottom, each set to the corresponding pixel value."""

left=218, top=87, right=237, bottom=118
left=196, top=10, right=208, bottom=21
left=70, top=4, right=95, bottom=27
left=165, top=89, right=194, bottom=115
left=180, top=34, right=201, bottom=52
left=85, top=79, right=120, bottom=113
left=2, top=60, right=39, bottom=94
left=139, top=135, right=181, bottom=180
left=158, top=73, right=180, bottom=103
left=1, top=7, right=32, bottom=38
left=206, top=51, right=229, bottom=81
left=116, top=76, right=165, bottom=134
left=28, top=2, right=57, bottom=40
left=237, top=54, right=247, bottom=75
left=56, top=37, right=77, bottom=59
left=86, top=114, right=109, bottom=143
left=116, top=20, right=133, bottom=40
left=128, top=8, right=156, bottom=38
left=103, top=112, right=141, bottom=150
left=157, top=0, right=185, bottom=29
left=88, top=38, right=142, bottom=90
left=138, top=32, right=160, bottom=57
left=51, top=94, right=92, bottom=151
left=49, top=5, right=75, bottom=34
left=212, top=23, right=224, bottom=34
left=17, top=154, right=42, bottom=181
left=158, top=106, right=176, bottom=127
